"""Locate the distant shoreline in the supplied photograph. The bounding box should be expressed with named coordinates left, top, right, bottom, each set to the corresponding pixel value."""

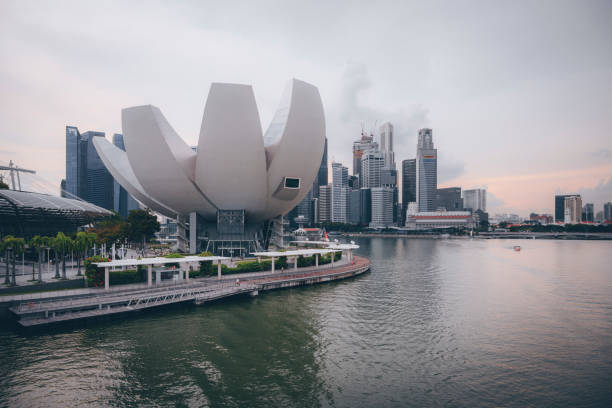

left=339, top=232, right=612, bottom=240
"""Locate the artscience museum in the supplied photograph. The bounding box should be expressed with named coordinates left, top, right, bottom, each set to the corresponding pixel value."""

left=93, top=79, right=326, bottom=255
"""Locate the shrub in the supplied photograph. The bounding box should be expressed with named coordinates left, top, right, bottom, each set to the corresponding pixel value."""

left=109, top=269, right=146, bottom=285
left=84, top=255, right=110, bottom=287
left=164, top=253, right=185, bottom=258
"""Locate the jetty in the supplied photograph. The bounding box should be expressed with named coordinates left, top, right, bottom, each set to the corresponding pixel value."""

left=8, top=255, right=370, bottom=327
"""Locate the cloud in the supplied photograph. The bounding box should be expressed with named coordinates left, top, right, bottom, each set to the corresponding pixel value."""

left=588, top=149, right=612, bottom=159
left=486, top=190, right=505, bottom=211
left=576, top=177, right=612, bottom=210
left=438, top=151, right=466, bottom=183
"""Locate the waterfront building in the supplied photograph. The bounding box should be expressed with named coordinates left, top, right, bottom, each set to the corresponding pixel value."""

left=318, top=185, right=332, bottom=223
left=312, top=137, right=328, bottom=198
left=112, top=134, right=140, bottom=218
left=352, top=131, right=378, bottom=185
left=463, top=189, right=486, bottom=212
left=416, top=128, right=437, bottom=212
left=582, top=203, right=594, bottom=223
left=435, top=187, right=463, bottom=211
left=605, top=202, right=612, bottom=221
left=65, top=126, right=81, bottom=198
left=401, top=159, right=416, bottom=224
left=369, top=187, right=394, bottom=228
left=564, top=195, right=582, bottom=224
left=331, top=162, right=349, bottom=223
left=555, top=195, right=570, bottom=222
left=93, top=79, right=326, bottom=255
left=361, top=150, right=385, bottom=188
left=405, top=210, right=475, bottom=230
left=595, top=210, right=604, bottom=223
left=360, top=188, right=372, bottom=226
left=379, top=122, right=395, bottom=169
left=529, top=213, right=554, bottom=224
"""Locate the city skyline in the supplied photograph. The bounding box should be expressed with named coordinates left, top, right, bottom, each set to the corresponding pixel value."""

left=1, top=1, right=611, bottom=216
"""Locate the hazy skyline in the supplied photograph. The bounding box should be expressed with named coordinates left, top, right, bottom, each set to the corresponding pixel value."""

left=1, top=0, right=611, bottom=216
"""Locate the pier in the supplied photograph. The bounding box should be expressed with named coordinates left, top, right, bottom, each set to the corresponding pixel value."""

left=8, top=256, right=370, bottom=326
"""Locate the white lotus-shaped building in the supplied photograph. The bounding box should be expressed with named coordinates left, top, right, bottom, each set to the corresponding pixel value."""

left=93, top=79, right=325, bottom=254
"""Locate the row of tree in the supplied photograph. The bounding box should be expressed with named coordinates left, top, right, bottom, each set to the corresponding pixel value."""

left=1, top=231, right=97, bottom=286
left=87, top=209, right=160, bottom=248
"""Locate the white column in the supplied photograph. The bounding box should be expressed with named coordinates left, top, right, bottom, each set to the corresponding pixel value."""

left=156, top=269, right=161, bottom=284
left=315, top=254, right=319, bottom=267
left=147, top=264, right=152, bottom=286
left=185, top=264, right=190, bottom=281
left=217, top=261, right=222, bottom=280
left=331, top=252, right=334, bottom=267
left=189, top=212, right=197, bottom=254
left=294, top=257, right=298, bottom=270
left=271, top=257, right=275, bottom=273
left=104, top=267, right=109, bottom=290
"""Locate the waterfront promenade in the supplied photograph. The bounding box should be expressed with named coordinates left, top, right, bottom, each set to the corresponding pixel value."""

left=5, top=256, right=370, bottom=327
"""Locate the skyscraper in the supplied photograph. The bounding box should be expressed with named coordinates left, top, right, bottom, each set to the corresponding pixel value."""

left=582, top=203, right=594, bottom=222
left=65, top=126, right=80, bottom=198
left=564, top=195, right=582, bottom=224
left=352, top=131, right=378, bottom=185
left=369, top=187, right=394, bottom=228
left=348, top=189, right=361, bottom=225
left=314, top=137, right=328, bottom=197
left=401, top=159, right=416, bottom=223
left=112, top=134, right=140, bottom=218
left=416, top=128, right=437, bottom=212
left=604, top=202, right=612, bottom=221
left=555, top=195, right=570, bottom=223
left=463, top=189, right=486, bottom=212
left=361, top=150, right=385, bottom=188
left=379, top=122, right=395, bottom=169
left=436, top=187, right=463, bottom=211
left=331, top=162, right=349, bottom=223
left=319, top=185, right=332, bottom=223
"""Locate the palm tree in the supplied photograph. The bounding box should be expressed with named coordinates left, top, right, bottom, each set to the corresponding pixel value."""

left=1, top=235, right=14, bottom=285
left=50, top=235, right=61, bottom=279
left=53, top=232, right=72, bottom=280
left=7, top=237, right=25, bottom=286
left=74, top=231, right=95, bottom=276
left=29, top=235, right=46, bottom=283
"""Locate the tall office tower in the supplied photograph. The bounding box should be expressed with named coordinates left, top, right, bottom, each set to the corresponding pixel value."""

left=352, top=131, right=378, bottom=184
left=331, top=162, right=349, bottom=223
left=401, top=159, right=416, bottom=223
left=295, top=188, right=314, bottom=224
left=436, top=187, right=463, bottom=211
left=379, top=122, right=395, bottom=169
left=348, top=189, right=361, bottom=225
left=554, top=195, right=570, bottom=222
left=605, top=202, right=612, bottom=221
left=360, top=188, right=372, bottom=225
left=112, top=134, right=140, bottom=218
left=82, top=131, right=114, bottom=210
left=369, top=187, right=394, bottom=228
left=319, top=185, right=332, bottom=223
left=582, top=203, right=594, bottom=222
left=65, top=126, right=81, bottom=197
left=315, top=138, right=329, bottom=188
left=416, top=128, right=437, bottom=211
left=564, top=195, right=582, bottom=224
left=463, top=189, right=486, bottom=212
left=595, top=211, right=604, bottom=223
left=361, top=150, right=385, bottom=188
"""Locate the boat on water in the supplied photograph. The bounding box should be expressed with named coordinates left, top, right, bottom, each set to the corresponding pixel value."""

left=513, top=246, right=521, bottom=251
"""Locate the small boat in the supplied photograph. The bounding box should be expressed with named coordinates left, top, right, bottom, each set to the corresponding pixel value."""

left=513, top=246, right=521, bottom=251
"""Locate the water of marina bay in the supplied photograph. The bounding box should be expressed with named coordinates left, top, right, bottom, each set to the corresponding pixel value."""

left=1, top=238, right=611, bottom=408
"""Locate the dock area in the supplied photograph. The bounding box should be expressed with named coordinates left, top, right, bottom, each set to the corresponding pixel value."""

left=9, top=256, right=370, bottom=327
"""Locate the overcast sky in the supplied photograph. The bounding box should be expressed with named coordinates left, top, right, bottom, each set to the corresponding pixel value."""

left=1, top=0, right=611, bottom=216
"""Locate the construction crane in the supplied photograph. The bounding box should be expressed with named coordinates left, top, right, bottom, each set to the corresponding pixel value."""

left=0, top=160, right=36, bottom=191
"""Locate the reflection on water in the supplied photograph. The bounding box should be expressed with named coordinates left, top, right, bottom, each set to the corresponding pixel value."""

left=1, top=238, right=611, bottom=407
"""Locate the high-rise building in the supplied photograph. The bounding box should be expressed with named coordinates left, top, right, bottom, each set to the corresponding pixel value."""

left=605, top=202, right=612, bottom=221
left=361, top=150, right=385, bottom=188
left=416, top=128, right=437, bottom=211
left=436, top=187, right=463, bottom=211
left=379, top=122, right=395, bottom=169
left=348, top=189, right=361, bottom=225
left=555, top=195, right=570, bottom=222
left=112, top=134, right=140, bottom=218
left=564, top=195, right=582, bottom=224
left=369, top=187, right=394, bottom=228
left=352, top=131, right=378, bottom=185
left=319, top=185, right=332, bottom=223
left=331, top=162, right=349, bottom=223
left=65, top=126, right=114, bottom=210
left=582, top=203, right=594, bottom=222
left=314, top=137, right=328, bottom=197
left=401, top=159, right=416, bottom=224
left=360, top=188, right=372, bottom=225
left=463, top=189, right=486, bottom=212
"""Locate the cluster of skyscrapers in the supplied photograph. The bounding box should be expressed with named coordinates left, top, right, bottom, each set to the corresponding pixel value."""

left=291, top=123, right=488, bottom=230
left=63, top=126, right=139, bottom=218
left=554, top=194, right=611, bottom=224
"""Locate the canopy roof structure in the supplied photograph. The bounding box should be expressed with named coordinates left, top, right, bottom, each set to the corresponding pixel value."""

left=0, top=189, right=111, bottom=238
left=93, top=255, right=229, bottom=267
left=251, top=248, right=337, bottom=258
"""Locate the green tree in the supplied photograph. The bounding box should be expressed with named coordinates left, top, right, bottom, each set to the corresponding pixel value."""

left=0, top=179, right=9, bottom=189
left=1, top=235, right=15, bottom=285
left=52, top=232, right=72, bottom=280
left=3, top=236, right=25, bottom=286
left=29, top=235, right=47, bottom=282
left=126, top=209, right=160, bottom=253
left=74, top=231, right=97, bottom=276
